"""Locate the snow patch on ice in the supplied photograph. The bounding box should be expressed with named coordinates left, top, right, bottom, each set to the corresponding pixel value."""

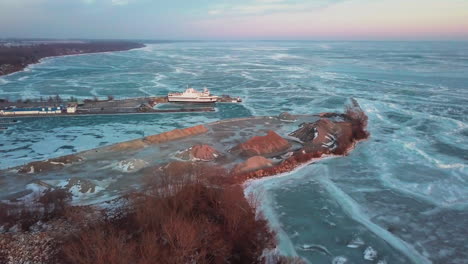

left=363, top=246, right=378, bottom=261
left=332, top=256, right=348, bottom=264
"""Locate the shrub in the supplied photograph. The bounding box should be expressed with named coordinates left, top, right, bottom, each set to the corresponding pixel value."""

left=61, top=181, right=275, bottom=264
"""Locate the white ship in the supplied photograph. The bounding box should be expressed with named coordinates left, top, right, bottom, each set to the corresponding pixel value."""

left=168, top=87, right=218, bottom=103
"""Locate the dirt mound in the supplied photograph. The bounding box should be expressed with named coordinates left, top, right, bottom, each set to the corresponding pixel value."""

left=231, top=130, right=290, bottom=157
left=177, top=144, right=220, bottom=161
left=18, top=155, right=83, bottom=174
left=144, top=125, right=208, bottom=144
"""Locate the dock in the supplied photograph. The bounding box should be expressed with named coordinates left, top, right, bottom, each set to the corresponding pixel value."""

left=0, top=95, right=241, bottom=118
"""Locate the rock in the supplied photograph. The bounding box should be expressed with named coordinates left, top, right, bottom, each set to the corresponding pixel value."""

left=0, top=232, right=58, bottom=264
left=289, top=119, right=342, bottom=153
left=18, top=155, right=83, bottom=174
left=233, top=156, right=273, bottom=173
left=290, top=119, right=335, bottom=143
left=278, top=112, right=297, bottom=121
left=144, top=125, right=208, bottom=144
left=176, top=144, right=220, bottom=161
left=115, top=159, right=148, bottom=172
left=231, top=130, right=291, bottom=157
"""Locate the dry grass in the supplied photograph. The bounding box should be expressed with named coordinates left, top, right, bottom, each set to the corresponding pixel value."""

left=60, top=173, right=275, bottom=264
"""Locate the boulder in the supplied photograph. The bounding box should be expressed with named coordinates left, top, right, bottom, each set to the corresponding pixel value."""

left=289, top=118, right=360, bottom=154
left=231, top=130, right=291, bottom=157
left=289, top=119, right=336, bottom=143
left=176, top=144, right=220, bottom=161
left=233, top=156, right=273, bottom=173
left=289, top=119, right=338, bottom=149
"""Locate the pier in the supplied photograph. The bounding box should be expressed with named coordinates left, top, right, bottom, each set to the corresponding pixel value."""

left=0, top=94, right=242, bottom=118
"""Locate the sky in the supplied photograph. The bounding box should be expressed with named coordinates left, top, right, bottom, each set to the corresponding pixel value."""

left=0, top=0, right=467, bottom=40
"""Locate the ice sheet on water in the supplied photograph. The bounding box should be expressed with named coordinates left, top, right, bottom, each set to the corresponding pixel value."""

left=2, top=41, right=467, bottom=263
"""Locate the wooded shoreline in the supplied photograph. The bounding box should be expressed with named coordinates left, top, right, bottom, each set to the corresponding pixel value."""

left=0, top=41, right=145, bottom=76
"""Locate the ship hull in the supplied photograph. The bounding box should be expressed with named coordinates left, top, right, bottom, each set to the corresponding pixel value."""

left=167, top=96, right=218, bottom=103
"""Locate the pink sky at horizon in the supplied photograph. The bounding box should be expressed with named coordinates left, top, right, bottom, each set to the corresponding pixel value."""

left=0, top=0, right=467, bottom=40
left=190, top=0, right=468, bottom=40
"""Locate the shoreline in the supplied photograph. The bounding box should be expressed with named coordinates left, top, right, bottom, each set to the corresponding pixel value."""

left=0, top=42, right=145, bottom=77
left=0, top=107, right=215, bottom=119
left=0, top=103, right=370, bottom=263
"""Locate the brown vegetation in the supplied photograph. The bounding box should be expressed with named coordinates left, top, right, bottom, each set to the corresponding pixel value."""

left=0, top=188, right=71, bottom=232
left=1, top=168, right=283, bottom=263
left=60, top=175, right=276, bottom=264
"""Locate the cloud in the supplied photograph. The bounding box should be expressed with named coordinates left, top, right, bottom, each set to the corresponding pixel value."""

left=207, top=0, right=342, bottom=16
left=196, top=0, right=468, bottom=40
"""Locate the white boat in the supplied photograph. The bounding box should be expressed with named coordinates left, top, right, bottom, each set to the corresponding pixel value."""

left=168, top=87, right=218, bottom=103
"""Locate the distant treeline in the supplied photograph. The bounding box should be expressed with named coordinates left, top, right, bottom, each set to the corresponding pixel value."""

left=0, top=41, right=144, bottom=76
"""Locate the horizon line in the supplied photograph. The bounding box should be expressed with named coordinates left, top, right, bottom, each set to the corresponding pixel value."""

left=1, top=37, right=468, bottom=43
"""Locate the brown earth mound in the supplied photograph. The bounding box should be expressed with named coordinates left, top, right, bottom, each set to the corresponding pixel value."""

left=108, top=139, right=146, bottom=151
left=18, top=155, right=83, bottom=174
left=177, top=144, right=220, bottom=161
left=144, top=125, right=208, bottom=144
left=231, top=130, right=291, bottom=157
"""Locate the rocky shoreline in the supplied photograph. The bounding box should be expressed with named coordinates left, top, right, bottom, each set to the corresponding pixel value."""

left=0, top=99, right=369, bottom=263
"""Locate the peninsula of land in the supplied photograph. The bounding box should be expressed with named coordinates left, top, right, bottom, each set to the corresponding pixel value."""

left=0, top=100, right=369, bottom=263
left=0, top=40, right=145, bottom=76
